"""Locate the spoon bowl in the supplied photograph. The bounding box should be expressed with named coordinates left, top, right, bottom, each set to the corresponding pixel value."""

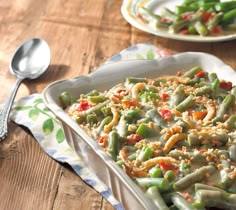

left=11, top=38, right=50, bottom=79
left=0, top=38, right=51, bottom=140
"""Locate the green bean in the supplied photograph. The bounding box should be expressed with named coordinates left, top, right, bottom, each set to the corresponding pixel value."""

left=128, top=153, right=136, bottom=161
left=188, top=133, right=228, bottom=146
left=162, top=7, right=178, bottom=22
left=198, top=81, right=211, bottom=87
left=231, top=86, right=236, bottom=96
left=212, top=94, right=235, bottom=124
left=188, top=25, right=197, bottom=34
left=187, top=137, right=203, bottom=147
left=146, top=186, right=170, bottom=210
left=164, top=170, right=176, bottom=182
left=175, top=6, right=196, bottom=15
left=225, top=115, right=236, bottom=129
left=108, top=130, right=119, bottom=161
left=149, top=166, right=163, bottom=178
left=211, top=78, right=220, bottom=91
left=191, top=202, right=206, bottom=210
left=101, top=106, right=112, bottom=116
left=83, top=100, right=109, bottom=117
left=219, top=159, right=233, bottom=186
left=187, top=76, right=200, bottom=86
left=194, top=21, right=208, bottom=36
left=86, top=113, right=98, bottom=126
left=126, top=76, right=147, bottom=84
left=168, top=149, right=190, bottom=160
left=137, top=146, right=153, bottom=162
left=59, top=91, right=75, bottom=109
left=116, top=160, right=124, bottom=168
left=199, top=2, right=217, bottom=11
left=183, top=0, right=198, bottom=5
left=196, top=189, right=236, bottom=209
left=168, top=150, right=207, bottom=164
left=139, top=7, right=170, bottom=28
left=208, top=72, right=218, bottom=83
left=176, top=94, right=194, bottom=112
left=84, top=89, right=99, bottom=97
left=123, top=108, right=140, bottom=122
left=215, top=1, right=236, bottom=13
left=140, top=92, right=158, bottom=103
left=207, top=12, right=223, bottom=32
left=169, top=19, right=191, bottom=33
left=175, top=120, right=190, bottom=132
left=228, top=144, right=236, bottom=162
left=171, top=193, right=197, bottom=210
left=136, top=123, right=159, bottom=138
left=146, top=109, right=167, bottom=128
left=195, top=183, right=225, bottom=193
left=196, top=86, right=213, bottom=96
left=222, top=8, right=236, bottom=24
left=171, top=86, right=186, bottom=107
left=182, top=66, right=202, bottom=78
left=136, top=177, right=170, bottom=191
left=88, top=95, right=106, bottom=103
left=174, top=165, right=216, bottom=191
left=179, top=162, right=191, bottom=176
left=96, top=116, right=112, bottom=134
left=116, top=116, right=128, bottom=137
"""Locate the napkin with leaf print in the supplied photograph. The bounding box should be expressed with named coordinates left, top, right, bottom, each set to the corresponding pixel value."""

left=10, top=43, right=170, bottom=210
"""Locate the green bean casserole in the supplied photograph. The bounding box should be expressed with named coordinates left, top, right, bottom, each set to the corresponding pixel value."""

left=59, top=66, right=236, bottom=210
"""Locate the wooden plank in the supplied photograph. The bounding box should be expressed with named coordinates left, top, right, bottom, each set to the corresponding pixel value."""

left=0, top=124, right=62, bottom=210
left=53, top=166, right=111, bottom=210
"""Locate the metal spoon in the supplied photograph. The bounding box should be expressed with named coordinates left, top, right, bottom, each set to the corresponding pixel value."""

left=0, top=38, right=51, bottom=140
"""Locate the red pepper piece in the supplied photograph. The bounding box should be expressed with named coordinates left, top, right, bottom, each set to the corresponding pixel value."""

left=219, top=81, right=232, bottom=91
left=202, top=11, right=212, bottom=23
left=211, top=25, right=222, bottom=34
left=77, top=100, right=91, bottom=111
left=127, top=134, right=142, bottom=145
left=159, top=161, right=177, bottom=172
left=176, top=71, right=182, bottom=76
left=182, top=13, right=192, bottom=20
left=161, top=93, right=169, bottom=102
left=194, top=71, right=206, bottom=78
left=97, top=135, right=108, bottom=144
left=159, top=109, right=172, bottom=121
left=179, top=29, right=189, bottom=35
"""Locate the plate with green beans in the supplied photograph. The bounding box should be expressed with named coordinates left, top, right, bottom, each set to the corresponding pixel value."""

left=121, top=0, right=236, bottom=42
left=43, top=52, right=236, bottom=210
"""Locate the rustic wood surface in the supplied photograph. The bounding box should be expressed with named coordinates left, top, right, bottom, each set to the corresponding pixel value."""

left=0, top=0, right=236, bottom=209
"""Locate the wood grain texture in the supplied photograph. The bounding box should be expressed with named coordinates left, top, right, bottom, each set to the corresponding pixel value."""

left=0, top=0, right=236, bottom=209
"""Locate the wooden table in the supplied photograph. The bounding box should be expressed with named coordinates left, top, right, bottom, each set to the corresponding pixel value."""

left=0, top=0, right=236, bottom=209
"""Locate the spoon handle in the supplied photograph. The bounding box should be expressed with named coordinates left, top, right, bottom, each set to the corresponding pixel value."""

left=0, top=78, right=23, bottom=140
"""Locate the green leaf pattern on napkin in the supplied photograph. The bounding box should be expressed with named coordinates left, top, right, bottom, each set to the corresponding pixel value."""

left=136, top=49, right=156, bottom=60
left=14, top=97, right=65, bottom=143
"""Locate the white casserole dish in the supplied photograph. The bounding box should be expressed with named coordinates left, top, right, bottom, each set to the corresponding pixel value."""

left=42, top=52, right=236, bottom=210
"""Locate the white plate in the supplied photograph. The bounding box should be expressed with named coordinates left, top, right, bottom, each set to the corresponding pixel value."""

left=121, top=0, right=236, bottom=42
left=42, top=52, right=236, bottom=210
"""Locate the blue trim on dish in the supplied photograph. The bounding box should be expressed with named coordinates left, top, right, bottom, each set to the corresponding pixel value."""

left=109, top=53, right=122, bottom=62
left=71, top=164, right=82, bottom=174
left=113, top=203, right=125, bottom=210
left=84, top=178, right=97, bottom=187
left=45, top=148, right=57, bottom=156
left=34, top=133, right=46, bottom=142
left=126, top=45, right=138, bottom=51
left=56, top=156, right=68, bottom=162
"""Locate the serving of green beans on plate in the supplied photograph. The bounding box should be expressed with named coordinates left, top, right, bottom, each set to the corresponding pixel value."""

left=60, top=66, right=236, bottom=210
left=138, top=0, right=236, bottom=36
